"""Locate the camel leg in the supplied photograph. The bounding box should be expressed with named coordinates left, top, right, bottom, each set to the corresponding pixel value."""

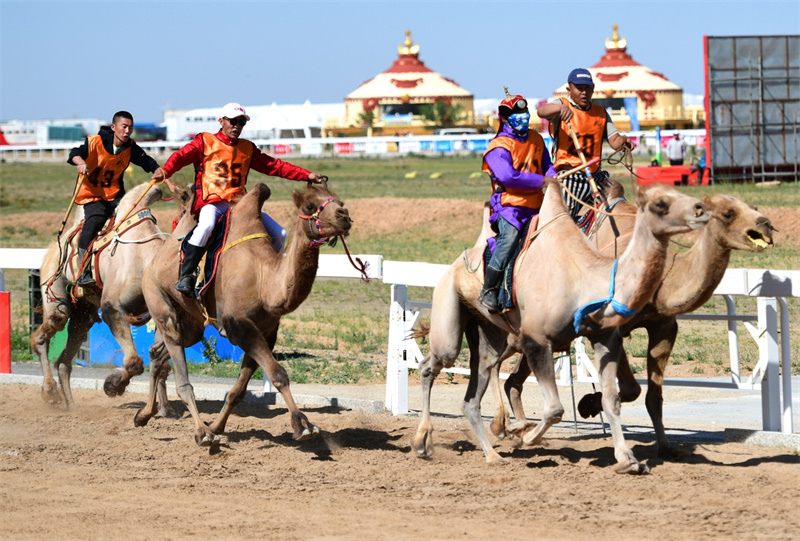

left=411, top=274, right=468, bottom=458
left=102, top=306, right=144, bottom=398
left=501, top=355, right=539, bottom=438
left=578, top=344, right=644, bottom=419
left=462, top=322, right=508, bottom=464
left=592, top=333, right=649, bottom=474
left=207, top=355, right=259, bottom=436
left=53, top=303, right=98, bottom=407
left=520, top=340, right=564, bottom=447
left=223, top=317, right=317, bottom=442
left=150, top=337, right=178, bottom=419
left=643, top=317, right=683, bottom=460
left=134, top=339, right=171, bottom=426
left=31, top=311, right=68, bottom=405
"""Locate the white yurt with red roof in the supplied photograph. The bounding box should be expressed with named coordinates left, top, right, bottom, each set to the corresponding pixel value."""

left=343, top=30, right=475, bottom=131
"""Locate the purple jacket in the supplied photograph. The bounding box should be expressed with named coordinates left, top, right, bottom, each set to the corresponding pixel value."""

left=484, top=125, right=555, bottom=230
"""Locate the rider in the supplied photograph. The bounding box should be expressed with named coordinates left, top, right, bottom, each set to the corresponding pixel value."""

left=67, top=111, right=160, bottom=286
left=479, top=89, right=556, bottom=314
left=151, top=102, right=326, bottom=296
left=536, top=68, right=632, bottom=224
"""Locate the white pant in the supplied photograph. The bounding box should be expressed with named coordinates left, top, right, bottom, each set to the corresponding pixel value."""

left=187, top=200, right=287, bottom=252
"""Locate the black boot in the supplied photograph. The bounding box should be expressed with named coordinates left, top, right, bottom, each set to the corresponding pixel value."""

left=479, top=266, right=504, bottom=314
left=76, top=248, right=96, bottom=287
left=175, top=244, right=206, bottom=296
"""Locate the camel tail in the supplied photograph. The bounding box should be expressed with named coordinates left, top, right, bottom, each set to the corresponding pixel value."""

left=407, top=320, right=430, bottom=341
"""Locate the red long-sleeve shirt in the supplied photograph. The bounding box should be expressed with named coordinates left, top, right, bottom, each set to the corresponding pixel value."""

left=162, top=131, right=311, bottom=210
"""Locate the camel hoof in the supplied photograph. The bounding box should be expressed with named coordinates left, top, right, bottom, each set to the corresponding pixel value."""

left=615, top=461, right=650, bottom=475
left=103, top=371, right=129, bottom=397
left=294, top=426, right=320, bottom=442
left=133, top=410, right=151, bottom=427
left=411, top=432, right=433, bottom=458
left=486, top=453, right=509, bottom=465
left=197, top=433, right=221, bottom=447
left=657, top=444, right=685, bottom=461
left=155, top=403, right=180, bottom=420
left=41, top=389, right=62, bottom=405
left=577, top=392, right=603, bottom=419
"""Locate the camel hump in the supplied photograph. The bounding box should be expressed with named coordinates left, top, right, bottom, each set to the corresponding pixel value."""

left=605, top=178, right=626, bottom=200
left=231, top=183, right=272, bottom=220
left=473, top=202, right=494, bottom=248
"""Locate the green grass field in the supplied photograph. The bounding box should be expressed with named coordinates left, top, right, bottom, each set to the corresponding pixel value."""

left=2, top=155, right=798, bottom=381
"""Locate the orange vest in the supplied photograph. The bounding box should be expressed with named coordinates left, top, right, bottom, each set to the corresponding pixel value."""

left=550, top=97, right=606, bottom=173
left=482, top=132, right=546, bottom=209
left=198, top=132, right=254, bottom=203
left=75, top=135, right=131, bottom=204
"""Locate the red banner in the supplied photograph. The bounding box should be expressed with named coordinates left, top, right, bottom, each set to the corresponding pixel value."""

left=272, top=144, right=291, bottom=155
left=334, top=142, right=353, bottom=154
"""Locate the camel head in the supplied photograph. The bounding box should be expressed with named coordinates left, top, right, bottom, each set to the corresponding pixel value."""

left=292, top=182, right=352, bottom=244
left=703, top=194, right=774, bottom=252
left=634, top=183, right=710, bottom=237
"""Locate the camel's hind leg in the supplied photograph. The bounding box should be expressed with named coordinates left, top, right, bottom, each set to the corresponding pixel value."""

left=411, top=272, right=467, bottom=459
left=520, top=339, right=564, bottom=447
left=134, top=338, right=176, bottom=425
left=592, top=332, right=649, bottom=474
left=462, top=321, right=511, bottom=464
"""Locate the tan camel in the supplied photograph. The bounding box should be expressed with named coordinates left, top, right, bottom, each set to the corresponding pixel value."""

left=498, top=183, right=774, bottom=459
left=136, top=181, right=352, bottom=446
left=30, top=182, right=173, bottom=415
left=410, top=177, right=710, bottom=473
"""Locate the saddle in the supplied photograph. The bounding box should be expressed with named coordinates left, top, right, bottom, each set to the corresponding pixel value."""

left=180, top=208, right=233, bottom=298
left=480, top=214, right=539, bottom=312
left=56, top=209, right=157, bottom=297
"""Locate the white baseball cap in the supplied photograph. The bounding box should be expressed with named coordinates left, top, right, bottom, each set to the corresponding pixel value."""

left=220, top=102, right=250, bottom=121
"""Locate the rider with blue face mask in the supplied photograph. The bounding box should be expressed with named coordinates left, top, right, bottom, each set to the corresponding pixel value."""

left=479, top=88, right=556, bottom=313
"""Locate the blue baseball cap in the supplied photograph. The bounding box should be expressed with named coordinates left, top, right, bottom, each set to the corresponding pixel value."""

left=567, top=68, right=594, bottom=86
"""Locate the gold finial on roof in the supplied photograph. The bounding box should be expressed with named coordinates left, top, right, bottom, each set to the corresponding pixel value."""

left=605, top=24, right=627, bottom=50
left=503, top=86, right=511, bottom=99
left=398, top=29, right=420, bottom=56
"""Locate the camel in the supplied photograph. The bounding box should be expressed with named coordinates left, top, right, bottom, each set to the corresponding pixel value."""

left=30, top=182, right=174, bottom=415
left=410, top=177, right=710, bottom=473
left=497, top=182, right=774, bottom=459
left=136, top=180, right=352, bottom=447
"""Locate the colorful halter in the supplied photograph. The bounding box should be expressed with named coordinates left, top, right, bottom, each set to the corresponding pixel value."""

left=299, top=196, right=336, bottom=247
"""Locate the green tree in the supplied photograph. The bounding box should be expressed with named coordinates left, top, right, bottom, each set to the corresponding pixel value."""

left=420, top=98, right=465, bottom=128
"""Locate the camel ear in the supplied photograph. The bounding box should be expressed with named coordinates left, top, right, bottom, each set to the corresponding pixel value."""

left=634, top=184, right=648, bottom=208
left=292, top=190, right=304, bottom=208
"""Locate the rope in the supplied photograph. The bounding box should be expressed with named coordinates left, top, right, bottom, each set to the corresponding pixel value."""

left=572, top=258, right=637, bottom=333
left=555, top=178, right=636, bottom=218
left=339, top=236, right=371, bottom=283
left=221, top=233, right=270, bottom=253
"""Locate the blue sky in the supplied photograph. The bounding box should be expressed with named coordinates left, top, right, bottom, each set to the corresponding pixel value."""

left=1, top=0, right=798, bottom=123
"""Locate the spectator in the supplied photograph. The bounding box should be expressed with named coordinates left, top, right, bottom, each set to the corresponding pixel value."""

left=667, top=131, right=687, bottom=166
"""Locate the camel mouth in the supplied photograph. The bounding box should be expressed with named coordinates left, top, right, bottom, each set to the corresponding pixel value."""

left=687, top=214, right=711, bottom=230
left=746, top=229, right=772, bottom=250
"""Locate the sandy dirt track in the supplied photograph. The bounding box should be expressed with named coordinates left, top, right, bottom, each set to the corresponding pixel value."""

left=1, top=385, right=798, bottom=541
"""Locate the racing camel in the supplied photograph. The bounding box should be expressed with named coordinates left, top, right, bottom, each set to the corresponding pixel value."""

left=31, top=182, right=173, bottom=414
left=411, top=177, right=710, bottom=473
left=496, top=183, right=774, bottom=459
left=136, top=181, right=352, bottom=446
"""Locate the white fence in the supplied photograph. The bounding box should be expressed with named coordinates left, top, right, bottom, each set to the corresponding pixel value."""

left=1, top=249, right=796, bottom=434
left=383, top=263, right=798, bottom=435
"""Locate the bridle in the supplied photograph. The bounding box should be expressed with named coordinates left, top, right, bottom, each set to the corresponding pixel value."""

left=299, top=196, right=337, bottom=247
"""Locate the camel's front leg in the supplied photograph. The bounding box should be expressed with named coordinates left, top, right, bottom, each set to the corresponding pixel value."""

left=410, top=352, right=440, bottom=458
left=643, top=317, right=683, bottom=460
left=53, top=303, right=97, bottom=407
left=226, top=318, right=317, bottom=442
left=593, top=334, right=649, bottom=474
left=520, top=340, right=564, bottom=447
left=31, top=319, right=64, bottom=405
left=102, top=307, right=144, bottom=398
left=208, top=355, right=259, bottom=436
left=462, top=346, right=506, bottom=465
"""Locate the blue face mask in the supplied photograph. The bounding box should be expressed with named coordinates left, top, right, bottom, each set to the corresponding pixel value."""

left=506, top=111, right=530, bottom=135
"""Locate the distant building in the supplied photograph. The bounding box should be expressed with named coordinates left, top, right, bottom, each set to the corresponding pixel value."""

left=0, top=118, right=103, bottom=145
left=326, top=30, right=479, bottom=136
left=550, top=25, right=703, bottom=131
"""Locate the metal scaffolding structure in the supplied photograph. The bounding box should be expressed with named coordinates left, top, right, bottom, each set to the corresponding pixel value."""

left=706, top=35, right=799, bottom=183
